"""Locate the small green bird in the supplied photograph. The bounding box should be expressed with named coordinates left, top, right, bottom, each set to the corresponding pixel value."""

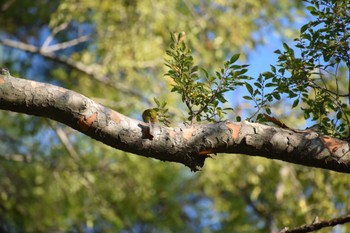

left=142, top=108, right=159, bottom=124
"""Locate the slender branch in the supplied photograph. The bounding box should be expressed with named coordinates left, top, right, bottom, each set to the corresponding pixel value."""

left=348, top=63, right=350, bottom=104
left=0, top=38, right=149, bottom=102
left=309, top=79, right=350, bottom=137
left=193, top=77, right=222, bottom=119
left=280, top=214, right=350, bottom=233
left=334, top=63, right=340, bottom=98
left=0, top=153, right=31, bottom=163
left=308, top=81, right=349, bottom=97
left=46, top=120, right=80, bottom=163
left=318, top=65, right=329, bottom=92
left=42, top=35, right=90, bottom=53
left=41, top=22, right=69, bottom=50
left=0, top=0, right=16, bottom=11
left=1, top=39, right=38, bottom=53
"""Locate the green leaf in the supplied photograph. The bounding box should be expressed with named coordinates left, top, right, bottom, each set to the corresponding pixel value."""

left=154, top=97, right=160, bottom=106
left=310, top=10, right=319, bottom=16
left=289, top=92, right=298, bottom=98
left=245, top=83, right=254, bottom=95
left=278, top=68, right=286, bottom=75
left=216, top=94, right=227, bottom=103
left=191, top=65, right=199, bottom=73
left=243, top=96, right=253, bottom=100
left=283, top=42, right=290, bottom=51
left=336, top=111, right=342, bottom=119
left=170, top=32, right=176, bottom=43
left=254, top=82, right=262, bottom=89
left=238, top=69, right=248, bottom=75
left=230, top=54, right=240, bottom=64
left=254, top=89, right=261, bottom=96
left=270, top=65, right=276, bottom=73
left=292, top=99, right=299, bottom=108
left=272, top=92, right=281, bottom=100
left=262, top=71, right=274, bottom=79
left=300, top=23, right=309, bottom=33
left=265, top=83, right=276, bottom=87
left=306, top=6, right=316, bottom=12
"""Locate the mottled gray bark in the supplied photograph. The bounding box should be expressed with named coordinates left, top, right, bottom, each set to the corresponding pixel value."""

left=1, top=71, right=350, bottom=173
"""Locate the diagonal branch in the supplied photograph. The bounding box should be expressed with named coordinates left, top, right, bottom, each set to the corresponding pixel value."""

left=280, top=214, right=350, bottom=233
left=46, top=119, right=80, bottom=162
left=0, top=0, right=16, bottom=11
left=41, top=35, right=91, bottom=53
left=41, top=22, right=69, bottom=50
left=0, top=38, right=149, bottom=101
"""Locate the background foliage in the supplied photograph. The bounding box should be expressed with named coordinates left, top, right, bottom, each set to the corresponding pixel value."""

left=0, top=0, right=349, bottom=232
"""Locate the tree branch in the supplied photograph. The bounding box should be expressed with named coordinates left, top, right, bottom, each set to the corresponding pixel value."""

left=280, top=214, right=350, bottom=233
left=1, top=72, right=350, bottom=172
left=46, top=119, right=80, bottom=162
left=41, top=35, right=90, bottom=53
left=0, top=38, right=149, bottom=102
left=0, top=0, right=15, bottom=12
left=41, top=22, right=69, bottom=50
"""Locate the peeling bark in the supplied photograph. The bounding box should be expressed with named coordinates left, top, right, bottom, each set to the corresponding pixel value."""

left=1, top=73, right=350, bottom=173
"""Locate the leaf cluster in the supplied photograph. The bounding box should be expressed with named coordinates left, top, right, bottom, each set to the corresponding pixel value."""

left=245, top=0, right=350, bottom=137
left=153, top=97, right=171, bottom=126
left=243, top=71, right=276, bottom=121
left=164, top=32, right=250, bottom=123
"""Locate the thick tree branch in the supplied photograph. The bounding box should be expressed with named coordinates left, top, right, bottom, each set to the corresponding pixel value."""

left=1, top=72, right=350, bottom=172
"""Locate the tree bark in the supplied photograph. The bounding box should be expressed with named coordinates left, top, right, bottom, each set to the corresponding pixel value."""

left=1, top=71, right=350, bottom=173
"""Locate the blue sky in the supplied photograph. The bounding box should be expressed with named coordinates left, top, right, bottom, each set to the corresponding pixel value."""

left=228, top=13, right=313, bottom=127
left=228, top=36, right=287, bottom=121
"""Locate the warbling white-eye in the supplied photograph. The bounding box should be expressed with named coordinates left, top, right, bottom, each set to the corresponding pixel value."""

left=142, top=108, right=159, bottom=124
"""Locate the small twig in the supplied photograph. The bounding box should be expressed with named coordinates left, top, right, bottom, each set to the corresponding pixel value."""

left=193, top=66, right=230, bottom=121
left=41, top=22, right=69, bottom=50
left=42, top=35, right=90, bottom=53
left=47, top=120, right=80, bottom=163
left=308, top=81, right=349, bottom=97
left=318, top=65, right=329, bottom=92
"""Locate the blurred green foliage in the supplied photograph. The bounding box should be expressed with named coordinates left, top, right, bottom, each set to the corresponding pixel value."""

left=1, top=0, right=350, bottom=233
